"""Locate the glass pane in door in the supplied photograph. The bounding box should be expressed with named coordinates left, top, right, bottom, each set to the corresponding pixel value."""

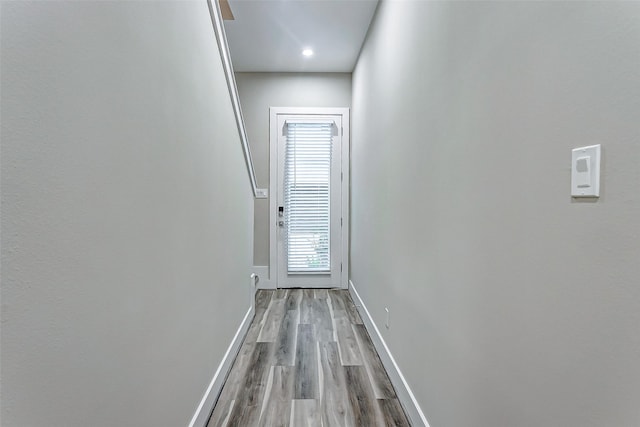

left=284, top=122, right=333, bottom=272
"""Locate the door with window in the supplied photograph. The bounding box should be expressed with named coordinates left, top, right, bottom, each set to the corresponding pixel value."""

left=270, top=108, right=349, bottom=289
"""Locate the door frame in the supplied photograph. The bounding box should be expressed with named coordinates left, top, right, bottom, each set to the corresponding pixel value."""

left=269, top=107, right=350, bottom=289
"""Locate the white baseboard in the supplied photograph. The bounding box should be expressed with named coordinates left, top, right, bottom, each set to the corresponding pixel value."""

left=348, top=280, right=430, bottom=427
left=188, top=306, right=254, bottom=427
left=253, top=265, right=275, bottom=289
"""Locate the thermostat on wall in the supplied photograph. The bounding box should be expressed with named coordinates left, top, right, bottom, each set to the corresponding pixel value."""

left=571, top=144, right=601, bottom=198
left=256, top=188, right=268, bottom=199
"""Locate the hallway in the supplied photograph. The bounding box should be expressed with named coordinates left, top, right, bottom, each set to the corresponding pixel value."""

left=3, top=1, right=640, bottom=426
left=207, top=289, right=409, bottom=426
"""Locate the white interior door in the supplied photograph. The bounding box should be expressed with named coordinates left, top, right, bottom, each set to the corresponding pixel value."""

left=270, top=109, right=348, bottom=288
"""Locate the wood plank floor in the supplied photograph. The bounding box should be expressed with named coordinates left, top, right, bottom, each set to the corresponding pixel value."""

left=207, top=289, right=410, bottom=427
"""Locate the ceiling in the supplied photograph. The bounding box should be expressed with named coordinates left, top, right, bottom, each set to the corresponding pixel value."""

left=223, top=0, right=379, bottom=73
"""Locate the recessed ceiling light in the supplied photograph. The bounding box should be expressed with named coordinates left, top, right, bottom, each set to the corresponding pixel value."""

left=302, top=48, right=314, bottom=57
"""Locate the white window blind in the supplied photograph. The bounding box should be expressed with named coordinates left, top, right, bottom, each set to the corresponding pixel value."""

left=284, top=122, right=333, bottom=273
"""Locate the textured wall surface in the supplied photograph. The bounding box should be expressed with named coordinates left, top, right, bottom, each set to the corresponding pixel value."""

left=351, top=2, right=640, bottom=426
left=235, top=72, right=351, bottom=267
left=1, top=2, right=253, bottom=426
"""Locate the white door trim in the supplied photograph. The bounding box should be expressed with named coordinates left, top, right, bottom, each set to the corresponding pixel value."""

left=269, top=107, right=349, bottom=289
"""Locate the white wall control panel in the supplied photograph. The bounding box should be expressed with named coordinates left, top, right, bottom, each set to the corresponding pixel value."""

left=255, top=188, right=269, bottom=199
left=571, top=144, right=601, bottom=197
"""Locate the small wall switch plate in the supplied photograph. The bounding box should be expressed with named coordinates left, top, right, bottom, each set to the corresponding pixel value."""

left=571, top=144, right=600, bottom=197
left=255, top=188, right=269, bottom=199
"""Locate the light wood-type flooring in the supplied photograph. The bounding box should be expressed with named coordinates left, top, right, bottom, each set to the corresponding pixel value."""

left=207, top=289, right=410, bottom=426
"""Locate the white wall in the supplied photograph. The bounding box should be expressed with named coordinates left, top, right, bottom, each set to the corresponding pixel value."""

left=1, top=2, right=253, bottom=426
left=235, top=72, right=351, bottom=268
left=351, top=2, right=640, bottom=426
